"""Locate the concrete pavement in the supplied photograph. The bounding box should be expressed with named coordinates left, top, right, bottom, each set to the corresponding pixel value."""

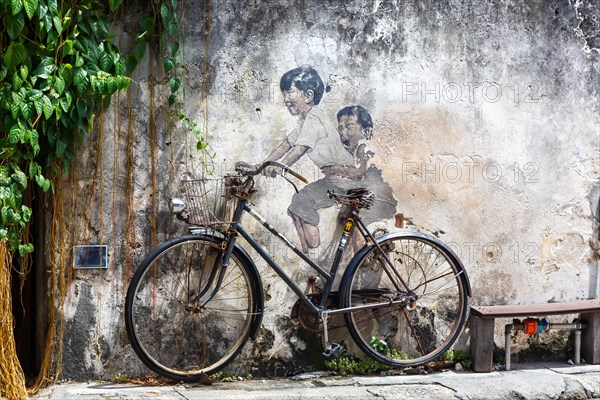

left=31, top=362, right=600, bottom=400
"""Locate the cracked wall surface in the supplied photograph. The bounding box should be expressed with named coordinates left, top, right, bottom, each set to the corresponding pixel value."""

left=53, top=0, right=599, bottom=379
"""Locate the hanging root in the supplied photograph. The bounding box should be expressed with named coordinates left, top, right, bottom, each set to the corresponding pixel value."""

left=0, top=242, right=28, bottom=400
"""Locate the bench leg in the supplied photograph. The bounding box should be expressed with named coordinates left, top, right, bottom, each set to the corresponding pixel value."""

left=470, top=316, right=495, bottom=372
left=580, top=311, right=600, bottom=364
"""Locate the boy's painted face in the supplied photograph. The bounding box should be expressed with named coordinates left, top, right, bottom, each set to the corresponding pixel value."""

left=282, top=84, right=313, bottom=117
left=337, top=115, right=362, bottom=152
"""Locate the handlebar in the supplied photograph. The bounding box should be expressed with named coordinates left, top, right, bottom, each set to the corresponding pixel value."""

left=235, top=161, right=309, bottom=184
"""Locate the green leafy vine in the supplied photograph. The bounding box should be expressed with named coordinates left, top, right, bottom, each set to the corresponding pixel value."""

left=159, top=0, right=207, bottom=153
left=125, top=0, right=207, bottom=155
left=0, top=0, right=131, bottom=255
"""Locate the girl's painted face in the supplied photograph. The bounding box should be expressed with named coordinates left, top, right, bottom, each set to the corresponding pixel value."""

left=337, top=115, right=362, bottom=151
left=282, top=84, right=313, bottom=116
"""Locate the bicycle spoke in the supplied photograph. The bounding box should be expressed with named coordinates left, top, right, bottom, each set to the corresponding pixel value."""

left=125, top=236, right=258, bottom=380
left=342, top=234, right=468, bottom=367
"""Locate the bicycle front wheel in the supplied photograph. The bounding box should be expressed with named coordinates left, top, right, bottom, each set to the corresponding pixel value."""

left=340, top=232, right=469, bottom=367
left=125, top=235, right=261, bottom=380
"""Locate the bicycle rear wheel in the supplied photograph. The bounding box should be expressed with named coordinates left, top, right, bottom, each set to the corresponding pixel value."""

left=339, top=232, right=469, bottom=367
left=125, top=235, right=261, bottom=380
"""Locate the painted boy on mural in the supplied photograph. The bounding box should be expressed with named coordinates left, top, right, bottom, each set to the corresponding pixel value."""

left=264, top=66, right=396, bottom=253
left=330, top=105, right=397, bottom=250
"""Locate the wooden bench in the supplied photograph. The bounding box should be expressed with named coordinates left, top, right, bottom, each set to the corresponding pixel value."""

left=469, top=298, right=600, bottom=372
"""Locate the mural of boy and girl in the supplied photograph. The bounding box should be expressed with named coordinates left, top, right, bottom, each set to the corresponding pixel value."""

left=263, top=65, right=397, bottom=253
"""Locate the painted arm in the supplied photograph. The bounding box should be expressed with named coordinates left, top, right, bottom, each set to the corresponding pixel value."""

left=321, top=144, right=369, bottom=180
left=264, top=140, right=292, bottom=163
left=263, top=140, right=309, bottom=175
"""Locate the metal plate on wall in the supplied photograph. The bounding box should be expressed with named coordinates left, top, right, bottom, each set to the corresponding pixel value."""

left=73, top=245, right=108, bottom=269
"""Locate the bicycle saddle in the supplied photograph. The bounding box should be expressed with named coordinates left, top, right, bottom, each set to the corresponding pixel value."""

left=328, top=188, right=375, bottom=209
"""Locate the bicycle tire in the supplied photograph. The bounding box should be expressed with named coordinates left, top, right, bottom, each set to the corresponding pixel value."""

left=339, top=231, right=469, bottom=367
left=125, top=234, right=262, bottom=380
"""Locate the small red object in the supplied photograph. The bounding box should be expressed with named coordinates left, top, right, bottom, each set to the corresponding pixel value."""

left=523, top=318, right=539, bottom=335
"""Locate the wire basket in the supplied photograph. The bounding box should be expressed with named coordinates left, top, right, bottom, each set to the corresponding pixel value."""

left=179, top=176, right=242, bottom=230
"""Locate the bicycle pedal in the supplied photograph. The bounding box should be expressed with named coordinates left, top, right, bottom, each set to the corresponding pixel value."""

left=322, top=343, right=345, bottom=359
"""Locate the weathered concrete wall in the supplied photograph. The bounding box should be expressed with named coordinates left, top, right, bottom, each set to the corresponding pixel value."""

left=52, top=0, right=599, bottom=379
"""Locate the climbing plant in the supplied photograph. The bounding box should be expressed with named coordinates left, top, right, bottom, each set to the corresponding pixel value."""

left=161, top=1, right=207, bottom=154
left=0, top=0, right=131, bottom=254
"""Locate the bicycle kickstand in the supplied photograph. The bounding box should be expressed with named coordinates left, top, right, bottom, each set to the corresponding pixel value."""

left=321, top=312, right=345, bottom=359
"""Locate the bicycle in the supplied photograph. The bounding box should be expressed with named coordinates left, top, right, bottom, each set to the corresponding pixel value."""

left=125, top=160, right=471, bottom=381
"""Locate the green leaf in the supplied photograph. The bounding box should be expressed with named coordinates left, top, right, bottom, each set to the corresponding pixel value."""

left=11, top=103, right=21, bottom=119
left=164, top=58, right=174, bottom=73
left=4, top=43, right=27, bottom=69
left=7, top=11, right=25, bottom=39
left=134, top=41, right=146, bottom=63
left=28, top=161, right=40, bottom=179
left=29, top=129, right=40, bottom=156
left=62, top=40, right=74, bottom=56
left=76, top=98, right=88, bottom=117
left=21, top=205, right=32, bottom=222
left=139, top=16, right=155, bottom=33
left=95, top=78, right=106, bottom=94
left=54, top=76, right=65, bottom=95
left=18, top=243, right=34, bottom=256
left=56, top=139, right=67, bottom=157
left=31, top=57, right=55, bottom=76
left=115, top=60, right=125, bottom=76
left=125, top=54, right=137, bottom=74
left=99, top=52, right=112, bottom=71
left=53, top=15, right=62, bottom=34
left=9, top=125, right=21, bottom=144
left=42, top=95, right=53, bottom=119
left=168, top=23, right=177, bottom=36
left=169, top=78, right=180, bottom=93
left=1, top=207, right=10, bottom=225
left=20, top=65, right=28, bottom=81
left=171, top=41, right=180, bottom=57
left=11, top=170, right=27, bottom=190
left=23, top=0, right=39, bottom=19
left=116, top=75, right=129, bottom=90
left=35, top=174, right=50, bottom=192
left=20, top=102, right=34, bottom=119
left=73, top=68, right=88, bottom=92
left=33, top=97, right=43, bottom=115
left=108, top=0, right=123, bottom=12
left=54, top=104, right=61, bottom=120
left=0, top=146, right=16, bottom=160
left=59, top=97, right=69, bottom=112
left=12, top=71, right=24, bottom=90
left=106, top=78, right=117, bottom=95
left=27, top=88, right=42, bottom=100
left=160, top=3, right=170, bottom=25
left=59, top=64, right=73, bottom=83
left=43, top=12, right=53, bottom=33
left=47, top=0, right=57, bottom=14
left=11, top=0, right=23, bottom=15
left=168, top=94, right=177, bottom=106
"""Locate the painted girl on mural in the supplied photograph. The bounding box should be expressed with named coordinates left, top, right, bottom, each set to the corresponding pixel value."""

left=263, top=66, right=354, bottom=253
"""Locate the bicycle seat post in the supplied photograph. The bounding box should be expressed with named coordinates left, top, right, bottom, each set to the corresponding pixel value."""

left=321, top=311, right=330, bottom=346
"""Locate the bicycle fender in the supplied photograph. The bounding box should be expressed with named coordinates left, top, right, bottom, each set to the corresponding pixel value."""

left=341, top=230, right=472, bottom=296
left=188, top=229, right=265, bottom=340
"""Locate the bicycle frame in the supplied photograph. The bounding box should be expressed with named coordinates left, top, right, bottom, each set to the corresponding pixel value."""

left=212, top=178, right=414, bottom=321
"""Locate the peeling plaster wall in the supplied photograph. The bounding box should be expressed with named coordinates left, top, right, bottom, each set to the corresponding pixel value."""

left=53, top=0, right=599, bottom=379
